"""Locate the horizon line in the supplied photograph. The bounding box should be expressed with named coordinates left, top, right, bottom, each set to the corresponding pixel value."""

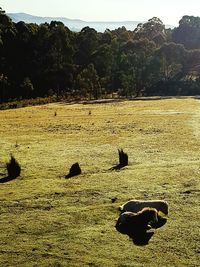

left=7, top=12, right=176, bottom=26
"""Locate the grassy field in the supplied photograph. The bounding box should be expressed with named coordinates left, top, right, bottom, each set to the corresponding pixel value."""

left=0, top=98, right=199, bottom=267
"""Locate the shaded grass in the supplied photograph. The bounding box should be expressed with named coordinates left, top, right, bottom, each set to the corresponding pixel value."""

left=0, top=98, right=200, bottom=266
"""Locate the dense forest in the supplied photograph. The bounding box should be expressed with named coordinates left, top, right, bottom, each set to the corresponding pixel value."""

left=1, top=7, right=200, bottom=103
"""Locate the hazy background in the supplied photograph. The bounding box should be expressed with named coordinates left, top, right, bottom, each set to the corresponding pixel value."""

left=1, top=0, right=200, bottom=25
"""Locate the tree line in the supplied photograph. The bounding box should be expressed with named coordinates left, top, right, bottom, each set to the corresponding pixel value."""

left=1, top=7, right=200, bottom=103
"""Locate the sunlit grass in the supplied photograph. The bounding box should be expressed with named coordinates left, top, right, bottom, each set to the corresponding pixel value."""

left=0, top=98, right=199, bottom=266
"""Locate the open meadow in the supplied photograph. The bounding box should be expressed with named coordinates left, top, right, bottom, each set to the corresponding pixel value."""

left=0, top=98, right=200, bottom=266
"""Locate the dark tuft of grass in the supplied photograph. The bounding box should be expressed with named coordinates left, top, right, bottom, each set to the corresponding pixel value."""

left=6, top=154, right=21, bottom=179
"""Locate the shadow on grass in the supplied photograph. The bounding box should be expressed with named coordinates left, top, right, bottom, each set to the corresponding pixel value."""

left=130, top=218, right=167, bottom=246
left=0, top=175, right=17, bottom=183
left=129, top=231, right=155, bottom=246
left=116, top=217, right=167, bottom=246
left=110, top=164, right=127, bottom=171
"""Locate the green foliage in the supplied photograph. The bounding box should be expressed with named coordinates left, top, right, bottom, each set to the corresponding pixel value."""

left=154, top=42, right=186, bottom=80
left=172, top=15, right=200, bottom=49
left=134, top=17, right=168, bottom=46
left=76, top=64, right=101, bottom=99
left=0, top=74, right=10, bottom=102
left=1, top=8, right=200, bottom=102
left=20, top=77, right=34, bottom=98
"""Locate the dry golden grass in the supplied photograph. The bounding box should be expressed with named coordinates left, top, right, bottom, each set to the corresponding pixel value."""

left=0, top=98, right=200, bottom=266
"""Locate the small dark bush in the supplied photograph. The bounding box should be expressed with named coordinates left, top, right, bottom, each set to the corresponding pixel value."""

left=6, top=155, right=21, bottom=178
left=110, top=149, right=128, bottom=170
left=65, top=162, right=81, bottom=178
left=118, top=148, right=128, bottom=167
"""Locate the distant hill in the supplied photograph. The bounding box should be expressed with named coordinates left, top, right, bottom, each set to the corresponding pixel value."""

left=7, top=13, right=174, bottom=32
left=7, top=12, right=172, bottom=32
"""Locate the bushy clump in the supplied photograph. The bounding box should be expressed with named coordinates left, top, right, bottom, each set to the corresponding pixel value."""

left=118, top=148, right=128, bottom=167
left=65, top=162, right=81, bottom=178
left=6, top=155, right=21, bottom=178
left=111, top=149, right=128, bottom=170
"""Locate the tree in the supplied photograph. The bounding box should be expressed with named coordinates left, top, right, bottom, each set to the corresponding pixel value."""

left=76, top=64, right=100, bottom=99
left=11, top=22, right=38, bottom=83
left=172, top=15, right=200, bottom=49
left=154, top=42, right=186, bottom=80
left=120, top=72, right=136, bottom=97
left=34, top=22, right=75, bottom=95
left=177, top=49, right=200, bottom=80
left=119, top=39, right=156, bottom=96
left=0, top=74, right=9, bottom=102
left=20, top=77, right=34, bottom=98
left=92, top=42, right=116, bottom=94
left=75, top=27, right=99, bottom=66
left=134, top=17, right=168, bottom=46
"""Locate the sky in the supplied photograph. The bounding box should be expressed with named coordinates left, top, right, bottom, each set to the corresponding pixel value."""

left=1, top=0, right=200, bottom=26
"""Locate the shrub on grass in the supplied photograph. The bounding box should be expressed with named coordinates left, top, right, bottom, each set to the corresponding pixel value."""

left=110, top=149, right=128, bottom=170
left=65, top=162, right=81, bottom=178
left=118, top=148, right=128, bottom=167
left=6, top=155, right=21, bottom=178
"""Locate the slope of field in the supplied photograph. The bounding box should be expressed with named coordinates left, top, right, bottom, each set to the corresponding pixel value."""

left=0, top=98, right=199, bottom=266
